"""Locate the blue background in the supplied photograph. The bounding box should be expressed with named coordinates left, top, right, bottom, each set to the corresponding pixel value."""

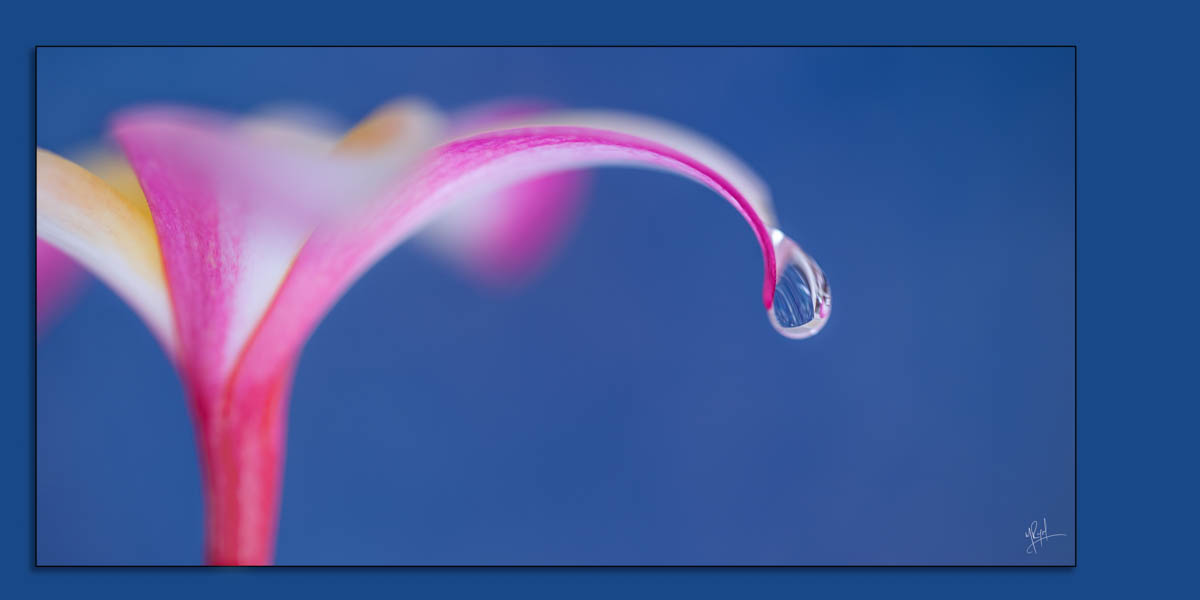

left=35, top=47, right=1074, bottom=565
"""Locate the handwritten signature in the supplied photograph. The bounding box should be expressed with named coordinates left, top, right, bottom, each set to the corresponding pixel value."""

left=1024, top=518, right=1066, bottom=554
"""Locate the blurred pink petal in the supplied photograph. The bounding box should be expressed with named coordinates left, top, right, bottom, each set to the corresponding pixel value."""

left=421, top=100, right=589, bottom=286
left=36, top=240, right=85, bottom=335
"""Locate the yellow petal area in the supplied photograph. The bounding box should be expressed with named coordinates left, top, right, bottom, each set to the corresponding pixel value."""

left=334, top=99, right=446, bottom=162
left=337, top=105, right=414, bottom=153
left=78, top=149, right=153, bottom=211
left=36, top=148, right=176, bottom=353
left=335, top=99, right=438, bottom=155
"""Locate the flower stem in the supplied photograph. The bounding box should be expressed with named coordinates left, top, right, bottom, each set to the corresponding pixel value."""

left=189, top=366, right=293, bottom=566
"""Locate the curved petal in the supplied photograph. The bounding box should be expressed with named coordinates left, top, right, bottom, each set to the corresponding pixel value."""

left=233, top=120, right=778, bottom=396
left=421, top=109, right=772, bottom=287
left=36, top=149, right=176, bottom=351
left=483, top=110, right=774, bottom=227
left=393, top=122, right=779, bottom=304
left=36, top=240, right=86, bottom=335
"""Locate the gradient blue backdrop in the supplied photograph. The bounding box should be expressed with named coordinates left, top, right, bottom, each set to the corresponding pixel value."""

left=35, top=47, right=1074, bottom=565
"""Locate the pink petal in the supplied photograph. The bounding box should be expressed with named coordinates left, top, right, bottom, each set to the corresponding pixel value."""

left=429, top=110, right=777, bottom=288
left=36, top=240, right=86, bottom=335
left=111, top=107, right=389, bottom=396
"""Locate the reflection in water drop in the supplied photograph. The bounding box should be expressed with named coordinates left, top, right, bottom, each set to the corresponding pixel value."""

left=773, top=264, right=814, bottom=327
left=767, top=228, right=831, bottom=339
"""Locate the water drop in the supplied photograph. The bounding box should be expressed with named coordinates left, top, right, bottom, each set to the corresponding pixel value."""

left=767, top=228, right=831, bottom=339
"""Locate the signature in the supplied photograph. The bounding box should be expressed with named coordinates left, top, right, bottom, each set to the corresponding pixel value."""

left=1024, top=518, right=1066, bottom=554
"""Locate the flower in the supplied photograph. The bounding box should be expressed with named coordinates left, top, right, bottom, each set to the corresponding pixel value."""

left=36, top=98, right=827, bottom=564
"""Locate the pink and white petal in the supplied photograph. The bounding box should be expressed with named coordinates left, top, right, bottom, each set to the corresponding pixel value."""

left=36, top=149, right=176, bottom=351
left=233, top=122, right=779, bottom=393
left=111, top=109, right=361, bottom=396
left=36, top=240, right=86, bottom=335
left=110, top=103, right=444, bottom=396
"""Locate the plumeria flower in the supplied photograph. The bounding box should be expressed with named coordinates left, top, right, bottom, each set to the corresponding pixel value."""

left=36, top=98, right=830, bottom=565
